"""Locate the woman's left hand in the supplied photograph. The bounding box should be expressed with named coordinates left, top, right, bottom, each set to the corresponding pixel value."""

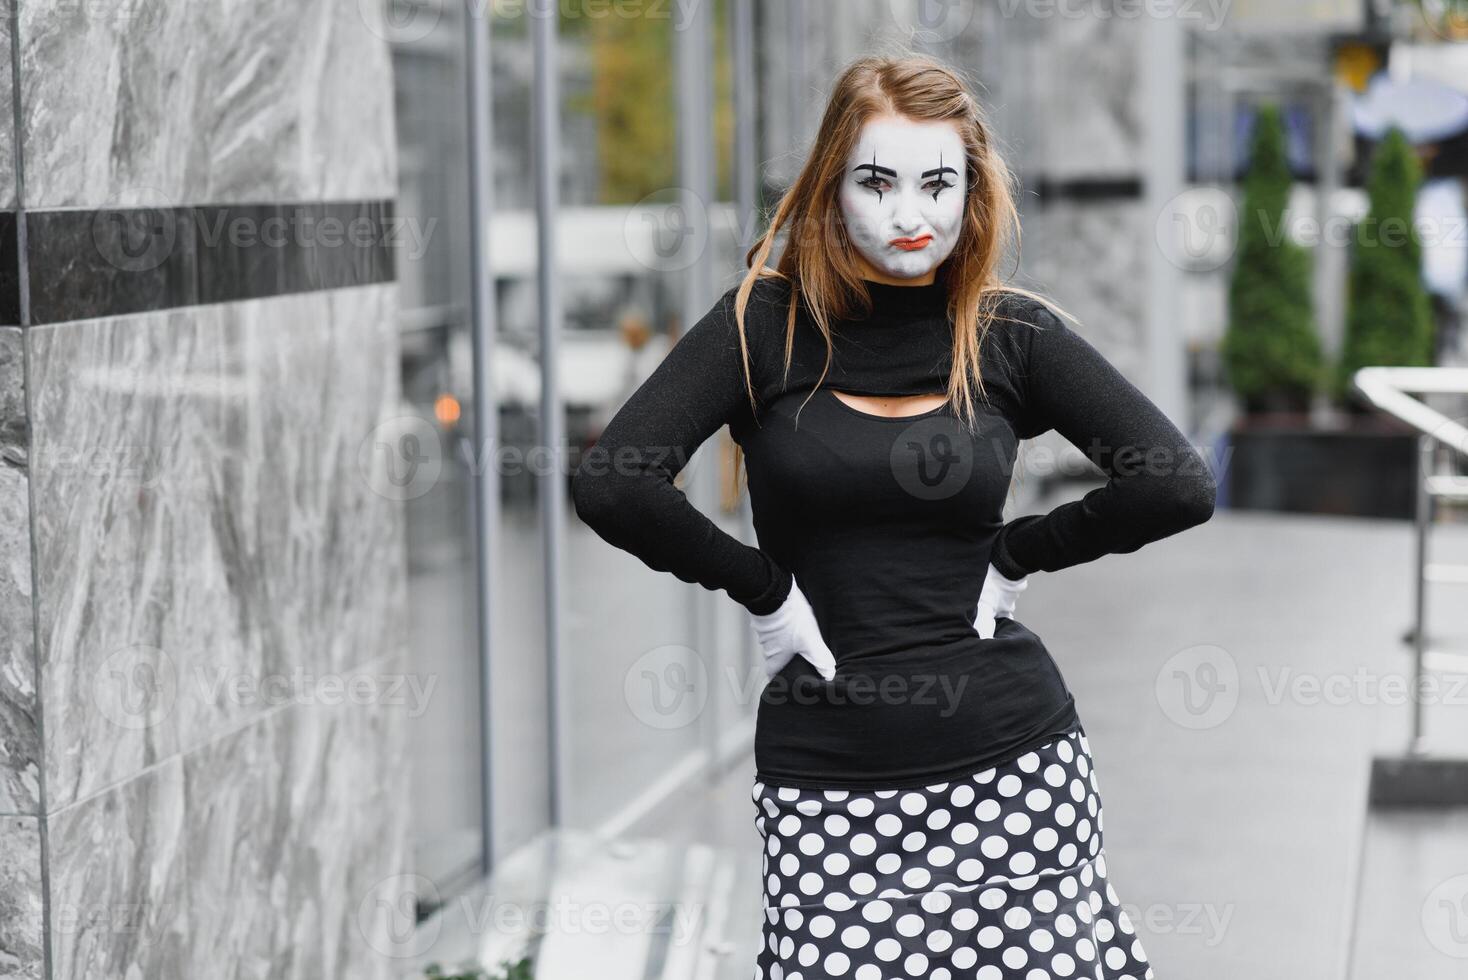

left=974, top=564, right=1028, bottom=640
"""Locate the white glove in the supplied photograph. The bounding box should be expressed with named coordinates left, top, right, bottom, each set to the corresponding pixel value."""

left=749, top=579, right=837, bottom=681
left=973, top=563, right=1028, bottom=640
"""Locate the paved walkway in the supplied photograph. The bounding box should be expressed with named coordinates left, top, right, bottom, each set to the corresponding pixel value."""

left=413, top=505, right=1468, bottom=979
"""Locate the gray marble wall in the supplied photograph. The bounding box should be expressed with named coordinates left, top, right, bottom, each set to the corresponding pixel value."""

left=1, top=1, right=412, bottom=978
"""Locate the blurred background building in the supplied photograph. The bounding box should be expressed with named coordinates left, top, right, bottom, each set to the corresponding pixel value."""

left=2, top=0, right=1468, bottom=978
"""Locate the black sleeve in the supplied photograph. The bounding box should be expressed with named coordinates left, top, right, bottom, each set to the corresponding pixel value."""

left=988, top=299, right=1217, bottom=580
left=571, top=288, right=794, bottom=615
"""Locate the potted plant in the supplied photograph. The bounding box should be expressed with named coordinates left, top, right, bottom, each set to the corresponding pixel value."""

left=1222, top=107, right=1420, bottom=518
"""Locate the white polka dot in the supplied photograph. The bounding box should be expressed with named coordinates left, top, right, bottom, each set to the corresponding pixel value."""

left=854, top=965, right=881, bottom=980
left=957, top=858, right=985, bottom=881
left=797, top=942, right=819, bottom=967
left=975, top=799, right=1002, bottom=822
left=1004, top=812, right=1032, bottom=835
left=849, top=871, right=875, bottom=895
left=981, top=835, right=1009, bottom=859
left=848, top=901, right=886, bottom=928
left=1017, top=751, right=1040, bottom=772
left=928, top=844, right=956, bottom=867
left=1070, top=779, right=1086, bottom=802
left=847, top=798, right=874, bottom=818
left=977, top=967, right=1003, bottom=980
left=904, top=952, right=929, bottom=974
left=1009, top=851, right=1037, bottom=875
left=952, top=947, right=977, bottom=969
left=895, top=913, right=925, bottom=936
left=927, top=929, right=953, bottom=953
left=902, top=867, right=931, bottom=889
left=824, top=951, right=850, bottom=975
left=1044, top=764, right=1067, bottom=787
left=1004, top=906, right=1031, bottom=929
left=840, top=925, right=869, bottom=949
left=951, top=822, right=979, bottom=845
left=1033, top=827, right=1059, bottom=851
left=779, top=854, right=799, bottom=876
left=974, top=767, right=996, bottom=784
left=874, top=814, right=902, bottom=837
left=951, top=906, right=979, bottom=930
left=777, top=815, right=801, bottom=835
left=902, top=831, right=927, bottom=851
left=998, top=774, right=1023, bottom=797
left=824, top=814, right=850, bottom=836
left=823, top=853, right=849, bottom=876
left=900, top=792, right=927, bottom=815
left=796, top=798, right=821, bottom=816
left=799, top=832, right=825, bottom=855
left=1029, top=928, right=1055, bottom=952
left=1033, top=889, right=1058, bottom=914
left=978, top=886, right=1007, bottom=909
left=779, top=935, right=794, bottom=958
left=824, top=892, right=854, bottom=912
left=823, top=789, right=849, bottom=802
left=875, top=852, right=900, bottom=874
left=1056, top=803, right=1076, bottom=827
left=798, top=872, right=823, bottom=895
left=950, top=784, right=975, bottom=807
left=921, top=889, right=952, bottom=914
left=926, top=808, right=952, bottom=830
left=873, top=938, right=902, bottom=962
left=1105, top=947, right=1127, bottom=969
left=977, top=925, right=1005, bottom=948
left=777, top=787, right=800, bottom=801
left=1025, top=788, right=1053, bottom=811
left=1053, top=951, right=1076, bottom=976
left=1001, top=945, right=1028, bottom=968
left=809, top=915, right=836, bottom=938
left=850, top=834, right=876, bottom=856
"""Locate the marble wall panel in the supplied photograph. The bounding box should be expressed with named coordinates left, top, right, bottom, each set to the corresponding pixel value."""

left=27, top=283, right=402, bottom=811
left=0, top=328, right=39, bottom=817
left=16, top=0, right=398, bottom=209
left=46, top=755, right=189, bottom=980
left=0, top=815, right=43, bottom=980
left=0, top=0, right=14, bottom=210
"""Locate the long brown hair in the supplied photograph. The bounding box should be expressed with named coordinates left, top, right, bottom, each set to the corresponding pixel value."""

left=724, top=53, right=1071, bottom=500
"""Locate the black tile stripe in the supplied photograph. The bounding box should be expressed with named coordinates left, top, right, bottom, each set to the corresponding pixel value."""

left=1025, top=176, right=1144, bottom=203
left=0, top=199, right=396, bottom=326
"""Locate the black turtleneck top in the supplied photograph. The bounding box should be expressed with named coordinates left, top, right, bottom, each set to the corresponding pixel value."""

left=572, top=274, right=1216, bottom=788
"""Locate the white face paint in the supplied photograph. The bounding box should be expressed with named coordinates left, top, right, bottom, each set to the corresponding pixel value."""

left=838, top=114, right=968, bottom=282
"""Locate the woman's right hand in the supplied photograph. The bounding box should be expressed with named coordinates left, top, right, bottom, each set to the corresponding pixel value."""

left=748, top=579, right=837, bottom=681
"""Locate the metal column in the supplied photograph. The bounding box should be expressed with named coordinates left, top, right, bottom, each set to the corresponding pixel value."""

left=531, top=0, right=568, bottom=825
left=464, top=0, right=499, bottom=872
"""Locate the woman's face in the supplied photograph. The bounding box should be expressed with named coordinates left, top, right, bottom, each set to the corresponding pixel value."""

left=838, top=114, right=968, bottom=282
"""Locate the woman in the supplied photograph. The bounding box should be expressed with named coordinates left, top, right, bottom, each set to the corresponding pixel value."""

left=573, top=54, right=1214, bottom=980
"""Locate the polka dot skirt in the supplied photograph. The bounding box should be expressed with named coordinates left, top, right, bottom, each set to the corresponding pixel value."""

left=751, top=728, right=1154, bottom=979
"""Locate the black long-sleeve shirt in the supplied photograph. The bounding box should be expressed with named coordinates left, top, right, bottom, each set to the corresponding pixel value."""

left=573, top=274, right=1216, bottom=787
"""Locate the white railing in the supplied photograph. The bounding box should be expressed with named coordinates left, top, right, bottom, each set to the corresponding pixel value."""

left=1352, top=367, right=1468, bottom=755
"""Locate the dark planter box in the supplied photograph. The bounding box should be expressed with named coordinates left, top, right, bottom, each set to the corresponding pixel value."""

left=1222, top=411, right=1420, bottom=519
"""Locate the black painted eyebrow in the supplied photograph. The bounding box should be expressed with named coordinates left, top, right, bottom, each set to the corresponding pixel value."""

left=852, top=162, right=897, bottom=178
left=922, top=166, right=958, bottom=179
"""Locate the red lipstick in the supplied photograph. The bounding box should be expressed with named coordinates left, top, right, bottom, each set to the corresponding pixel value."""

left=890, top=234, right=933, bottom=251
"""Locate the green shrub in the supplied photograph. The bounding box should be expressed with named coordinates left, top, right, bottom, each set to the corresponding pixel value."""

left=1334, top=127, right=1435, bottom=401
left=424, top=954, right=534, bottom=980
left=1222, top=103, right=1324, bottom=413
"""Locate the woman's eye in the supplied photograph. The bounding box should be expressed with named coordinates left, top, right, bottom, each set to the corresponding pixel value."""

left=858, top=176, right=890, bottom=195
left=925, top=178, right=955, bottom=198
